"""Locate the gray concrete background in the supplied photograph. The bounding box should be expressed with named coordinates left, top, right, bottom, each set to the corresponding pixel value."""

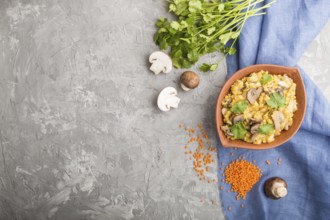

left=0, top=0, right=328, bottom=219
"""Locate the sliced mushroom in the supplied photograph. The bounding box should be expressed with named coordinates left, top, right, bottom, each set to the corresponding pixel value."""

left=149, top=51, right=172, bottom=75
left=278, top=81, right=289, bottom=89
left=249, top=118, right=262, bottom=125
left=232, top=114, right=244, bottom=124
left=275, top=87, right=284, bottom=97
left=251, top=133, right=259, bottom=142
left=221, top=125, right=233, bottom=136
left=286, top=100, right=297, bottom=113
left=272, top=111, right=285, bottom=130
left=247, top=87, right=263, bottom=104
left=221, top=108, right=227, bottom=116
left=250, top=123, right=260, bottom=134
left=157, top=87, right=180, bottom=111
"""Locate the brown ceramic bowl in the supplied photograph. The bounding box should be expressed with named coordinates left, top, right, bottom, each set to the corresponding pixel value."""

left=216, top=64, right=306, bottom=150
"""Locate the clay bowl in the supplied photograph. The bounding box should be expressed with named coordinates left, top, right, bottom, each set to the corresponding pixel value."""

left=216, top=64, right=306, bottom=150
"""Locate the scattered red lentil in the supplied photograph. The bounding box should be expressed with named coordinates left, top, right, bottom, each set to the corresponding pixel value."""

left=181, top=123, right=218, bottom=183
left=224, top=159, right=263, bottom=200
left=241, top=204, right=245, bottom=208
left=219, top=167, right=223, bottom=170
left=221, top=162, right=225, bottom=166
left=230, top=152, right=234, bottom=156
left=266, top=160, right=270, bottom=165
left=227, top=189, right=230, bottom=193
left=220, top=186, right=223, bottom=190
left=252, top=159, right=256, bottom=163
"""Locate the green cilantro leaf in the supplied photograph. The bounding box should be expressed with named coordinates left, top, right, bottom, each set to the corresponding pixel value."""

left=200, top=63, right=211, bottom=72
left=266, top=92, right=286, bottom=109
left=261, top=74, right=273, bottom=85
left=170, top=21, right=181, bottom=30
left=200, top=63, right=218, bottom=72
left=210, top=63, right=218, bottom=71
left=188, top=0, right=202, bottom=13
left=258, top=124, right=274, bottom=135
left=218, top=4, right=225, bottom=12
left=207, top=27, right=216, bottom=35
left=231, top=100, right=249, bottom=114
left=231, top=122, right=247, bottom=140
left=169, top=4, right=176, bottom=12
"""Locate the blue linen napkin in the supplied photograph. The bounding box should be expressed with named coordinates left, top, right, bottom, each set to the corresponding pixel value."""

left=217, top=0, right=330, bottom=219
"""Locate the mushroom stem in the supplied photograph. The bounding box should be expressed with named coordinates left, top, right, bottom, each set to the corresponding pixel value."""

left=150, top=62, right=164, bottom=75
left=181, top=83, right=191, bottom=91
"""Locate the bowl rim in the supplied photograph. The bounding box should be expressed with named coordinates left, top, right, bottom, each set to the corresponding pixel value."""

left=216, top=64, right=306, bottom=150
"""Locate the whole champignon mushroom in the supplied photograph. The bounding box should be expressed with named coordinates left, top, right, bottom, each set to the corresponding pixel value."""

left=180, top=71, right=200, bottom=91
left=264, top=177, right=288, bottom=199
left=247, top=87, right=263, bottom=104
left=232, top=114, right=244, bottom=124
left=157, top=87, right=180, bottom=111
left=250, top=123, right=260, bottom=134
left=149, top=51, right=173, bottom=75
left=272, top=111, right=285, bottom=130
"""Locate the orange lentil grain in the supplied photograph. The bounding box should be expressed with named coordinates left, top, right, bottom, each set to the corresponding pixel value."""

left=220, top=186, right=223, bottom=190
left=221, top=162, right=225, bottom=166
left=252, top=160, right=256, bottom=163
left=224, top=159, right=262, bottom=200
left=184, top=146, right=188, bottom=149
left=241, top=204, right=244, bottom=208
left=266, top=160, right=270, bottom=165
left=230, top=153, right=234, bottom=156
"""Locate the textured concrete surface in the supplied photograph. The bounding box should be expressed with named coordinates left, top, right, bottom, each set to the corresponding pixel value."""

left=0, top=0, right=328, bottom=219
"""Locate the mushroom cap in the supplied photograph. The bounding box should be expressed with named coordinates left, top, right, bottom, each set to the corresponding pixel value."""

left=180, top=71, right=200, bottom=90
left=149, top=51, right=173, bottom=74
left=157, top=87, right=180, bottom=111
left=264, top=177, right=288, bottom=199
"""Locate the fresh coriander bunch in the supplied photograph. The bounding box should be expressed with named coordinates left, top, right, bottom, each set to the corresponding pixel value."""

left=153, top=0, right=275, bottom=72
